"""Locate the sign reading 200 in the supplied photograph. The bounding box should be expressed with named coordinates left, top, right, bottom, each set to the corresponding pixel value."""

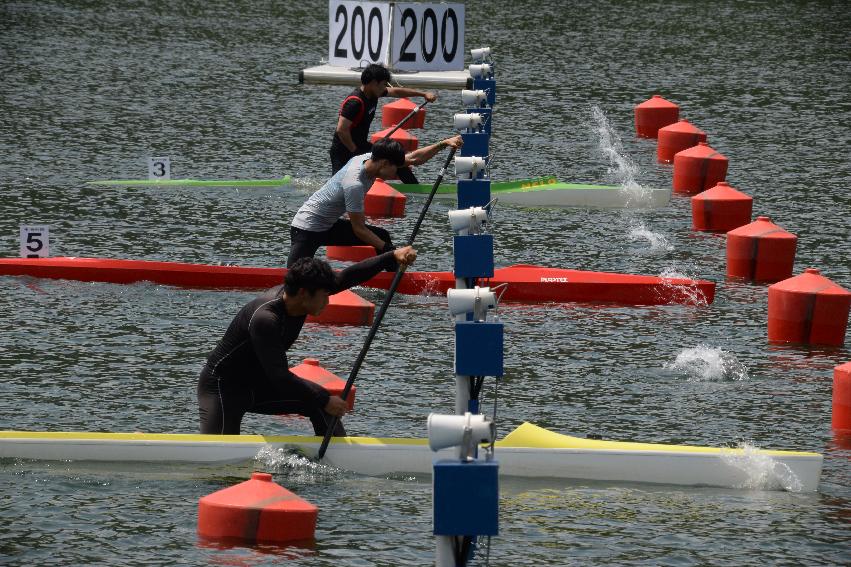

left=328, top=1, right=465, bottom=72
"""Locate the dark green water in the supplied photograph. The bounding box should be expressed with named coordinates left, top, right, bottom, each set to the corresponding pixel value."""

left=1, top=1, right=849, bottom=565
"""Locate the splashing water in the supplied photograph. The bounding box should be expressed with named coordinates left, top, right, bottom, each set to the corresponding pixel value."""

left=590, top=105, right=651, bottom=205
left=721, top=442, right=804, bottom=492
left=254, top=446, right=343, bottom=481
left=665, top=345, right=749, bottom=381
left=658, top=265, right=709, bottom=306
left=628, top=221, right=674, bottom=252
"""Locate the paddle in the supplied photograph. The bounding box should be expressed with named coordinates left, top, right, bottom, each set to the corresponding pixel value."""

left=317, top=146, right=457, bottom=460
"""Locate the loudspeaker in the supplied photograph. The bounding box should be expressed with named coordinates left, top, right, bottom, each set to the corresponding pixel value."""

left=427, top=412, right=495, bottom=451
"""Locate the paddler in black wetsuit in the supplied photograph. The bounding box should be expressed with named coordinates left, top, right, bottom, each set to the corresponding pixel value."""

left=330, top=63, right=436, bottom=183
left=198, top=246, right=417, bottom=436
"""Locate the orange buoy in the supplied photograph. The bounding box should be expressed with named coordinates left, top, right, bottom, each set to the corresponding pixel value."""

left=370, top=126, right=418, bottom=152
left=326, top=245, right=377, bottom=262
left=834, top=362, right=851, bottom=431
left=307, top=289, right=374, bottom=326
left=290, top=358, right=355, bottom=410
left=691, top=181, right=752, bottom=232
left=657, top=120, right=707, bottom=163
left=364, top=178, right=406, bottom=217
left=767, top=268, right=851, bottom=345
left=198, top=472, right=318, bottom=544
left=381, top=97, right=425, bottom=129
left=634, top=94, right=679, bottom=138
left=726, top=216, right=797, bottom=282
left=672, top=142, right=729, bottom=193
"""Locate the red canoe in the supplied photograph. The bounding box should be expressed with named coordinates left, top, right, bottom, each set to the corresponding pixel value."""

left=0, top=257, right=715, bottom=306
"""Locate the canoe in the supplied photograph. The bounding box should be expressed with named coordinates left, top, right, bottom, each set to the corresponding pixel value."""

left=86, top=176, right=292, bottom=187
left=0, top=257, right=715, bottom=306
left=0, top=423, right=821, bottom=491
left=390, top=177, right=671, bottom=209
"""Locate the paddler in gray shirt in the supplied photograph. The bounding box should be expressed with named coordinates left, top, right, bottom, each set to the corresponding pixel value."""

left=287, top=136, right=462, bottom=267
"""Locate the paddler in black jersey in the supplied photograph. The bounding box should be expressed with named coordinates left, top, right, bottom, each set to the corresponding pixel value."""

left=198, top=246, right=417, bottom=436
left=330, top=63, right=437, bottom=183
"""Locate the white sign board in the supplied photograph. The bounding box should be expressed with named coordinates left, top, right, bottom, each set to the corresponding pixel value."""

left=148, top=156, right=171, bottom=180
left=20, top=225, right=49, bottom=258
left=391, top=3, right=465, bottom=71
left=328, top=0, right=391, bottom=67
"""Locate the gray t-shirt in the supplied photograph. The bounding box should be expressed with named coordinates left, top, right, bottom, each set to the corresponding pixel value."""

left=291, top=153, right=373, bottom=232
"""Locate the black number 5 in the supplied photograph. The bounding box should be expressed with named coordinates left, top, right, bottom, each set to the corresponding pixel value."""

left=26, top=232, right=43, bottom=253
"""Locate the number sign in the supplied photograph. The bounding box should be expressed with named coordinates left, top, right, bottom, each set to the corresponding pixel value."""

left=20, top=225, right=49, bottom=258
left=329, top=1, right=391, bottom=67
left=391, top=3, right=464, bottom=71
left=148, top=156, right=171, bottom=180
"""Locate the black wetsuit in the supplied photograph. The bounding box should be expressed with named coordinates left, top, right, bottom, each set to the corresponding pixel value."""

left=197, top=252, right=398, bottom=436
left=330, top=87, right=419, bottom=183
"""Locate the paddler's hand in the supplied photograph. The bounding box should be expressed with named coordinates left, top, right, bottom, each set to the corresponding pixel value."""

left=393, top=246, right=417, bottom=267
left=424, top=92, right=437, bottom=103
left=443, top=135, right=463, bottom=150
left=324, top=396, right=348, bottom=418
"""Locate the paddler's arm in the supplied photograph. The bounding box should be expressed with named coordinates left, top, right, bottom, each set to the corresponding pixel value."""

left=386, top=87, right=437, bottom=103
left=248, top=310, right=331, bottom=409
left=331, top=246, right=417, bottom=293
left=348, top=212, right=388, bottom=251
left=335, top=116, right=358, bottom=153
left=405, top=135, right=463, bottom=166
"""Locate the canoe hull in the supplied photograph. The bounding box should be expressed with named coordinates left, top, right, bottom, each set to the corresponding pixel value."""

left=0, top=429, right=821, bottom=491
left=0, top=258, right=715, bottom=305
left=391, top=179, right=671, bottom=209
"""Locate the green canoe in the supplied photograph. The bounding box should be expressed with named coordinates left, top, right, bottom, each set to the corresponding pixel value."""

left=390, top=176, right=670, bottom=209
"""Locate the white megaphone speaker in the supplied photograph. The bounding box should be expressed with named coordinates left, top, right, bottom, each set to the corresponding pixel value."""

left=454, top=156, right=486, bottom=178
left=470, top=47, right=492, bottom=63
left=428, top=412, right=496, bottom=454
left=461, top=89, right=488, bottom=107
left=453, top=113, right=483, bottom=132
left=448, top=206, right=487, bottom=236
left=468, top=64, right=492, bottom=79
left=447, top=286, right=497, bottom=320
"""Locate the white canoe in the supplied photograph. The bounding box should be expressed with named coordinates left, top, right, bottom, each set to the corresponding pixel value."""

left=0, top=423, right=820, bottom=491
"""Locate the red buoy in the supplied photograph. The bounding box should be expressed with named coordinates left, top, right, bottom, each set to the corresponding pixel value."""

left=198, top=472, right=318, bottom=544
left=307, top=289, right=374, bottom=326
left=726, top=216, right=797, bottom=282
left=657, top=120, right=707, bottom=163
left=767, top=268, right=851, bottom=345
left=691, top=181, right=752, bottom=232
left=381, top=97, right=425, bottom=129
left=673, top=142, right=729, bottom=193
left=326, top=245, right=377, bottom=262
left=834, top=362, right=851, bottom=431
left=634, top=95, right=679, bottom=138
left=370, top=126, right=418, bottom=152
left=364, top=178, right=406, bottom=218
left=290, top=358, right=355, bottom=410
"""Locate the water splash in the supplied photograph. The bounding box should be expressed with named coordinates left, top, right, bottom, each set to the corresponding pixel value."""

left=628, top=221, right=674, bottom=253
left=665, top=345, right=749, bottom=381
left=721, top=442, right=804, bottom=492
left=254, top=446, right=343, bottom=481
left=590, top=105, right=652, bottom=206
left=658, top=265, right=710, bottom=306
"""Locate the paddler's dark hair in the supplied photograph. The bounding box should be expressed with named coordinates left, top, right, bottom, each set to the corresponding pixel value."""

left=285, top=258, right=336, bottom=295
left=361, top=63, right=391, bottom=85
left=371, top=139, right=406, bottom=167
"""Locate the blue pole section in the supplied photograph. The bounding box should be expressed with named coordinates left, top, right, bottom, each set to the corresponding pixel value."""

left=433, top=50, right=500, bottom=567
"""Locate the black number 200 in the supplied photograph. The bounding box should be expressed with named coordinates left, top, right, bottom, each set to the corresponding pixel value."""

left=334, top=4, right=384, bottom=62
left=399, top=7, right=458, bottom=63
